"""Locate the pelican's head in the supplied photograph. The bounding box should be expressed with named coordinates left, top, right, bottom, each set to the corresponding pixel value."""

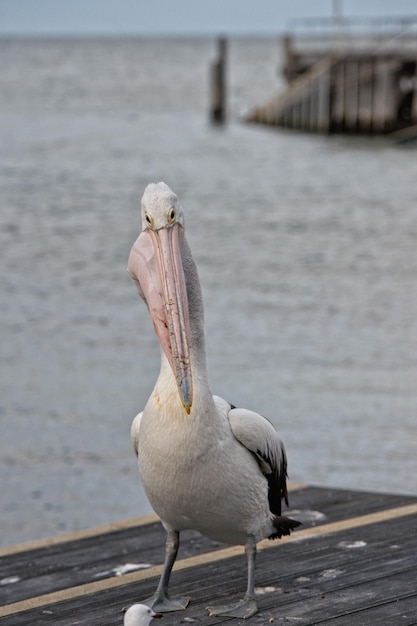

left=140, top=182, right=185, bottom=232
left=128, top=182, right=193, bottom=414
left=123, top=603, right=162, bottom=626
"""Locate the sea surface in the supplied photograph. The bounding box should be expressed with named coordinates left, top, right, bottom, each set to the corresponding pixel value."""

left=1, top=37, right=416, bottom=547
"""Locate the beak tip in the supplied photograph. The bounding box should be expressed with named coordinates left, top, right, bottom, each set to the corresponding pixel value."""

left=179, top=379, right=193, bottom=415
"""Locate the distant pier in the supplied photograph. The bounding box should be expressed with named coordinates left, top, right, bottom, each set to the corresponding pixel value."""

left=247, top=16, right=417, bottom=136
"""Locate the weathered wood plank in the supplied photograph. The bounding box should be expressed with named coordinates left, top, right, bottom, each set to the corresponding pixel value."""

left=2, top=507, right=416, bottom=625
left=1, top=485, right=414, bottom=607
left=0, top=524, right=213, bottom=606
left=1, top=487, right=416, bottom=625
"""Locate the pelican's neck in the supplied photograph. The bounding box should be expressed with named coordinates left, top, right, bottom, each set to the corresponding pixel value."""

left=182, top=236, right=209, bottom=380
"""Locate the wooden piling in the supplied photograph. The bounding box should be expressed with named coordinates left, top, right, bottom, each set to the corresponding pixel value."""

left=344, top=58, right=359, bottom=131
left=372, top=59, right=389, bottom=132
left=317, top=65, right=331, bottom=133
left=210, top=37, right=226, bottom=124
left=333, top=58, right=346, bottom=130
left=358, top=58, right=374, bottom=131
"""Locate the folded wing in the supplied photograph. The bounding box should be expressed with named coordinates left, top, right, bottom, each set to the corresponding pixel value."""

left=225, top=403, right=289, bottom=516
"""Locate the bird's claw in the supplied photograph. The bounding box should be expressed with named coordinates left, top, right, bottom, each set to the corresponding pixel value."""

left=206, top=597, right=258, bottom=619
left=142, top=591, right=190, bottom=613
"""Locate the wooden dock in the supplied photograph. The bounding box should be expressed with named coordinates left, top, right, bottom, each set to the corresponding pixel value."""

left=1, top=485, right=417, bottom=625
left=247, top=16, right=417, bottom=136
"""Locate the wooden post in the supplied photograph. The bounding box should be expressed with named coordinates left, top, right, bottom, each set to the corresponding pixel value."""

left=344, top=58, right=359, bottom=131
left=301, top=86, right=310, bottom=130
left=282, top=35, right=296, bottom=82
left=309, top=84, right=318, bottom=131
left=333, top=59, right=346, bottom=131
left=317, top=66, right=331, bottom=133
left=358, top=58, right=374, bottom=132
left=412, top=64, right=417, bottom=123
left=373, top=59, right=399, bottom=132
left=372, top=59, right=389, bottom=132
left=210, top=37, right=227, bottom=124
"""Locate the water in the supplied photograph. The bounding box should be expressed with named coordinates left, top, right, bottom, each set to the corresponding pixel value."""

left=1, top=37, right=416, bottom=547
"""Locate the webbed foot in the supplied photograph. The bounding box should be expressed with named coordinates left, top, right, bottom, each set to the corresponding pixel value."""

left=206, top=597, right=258, bottom=619
left=142, top=591, right=190, bottom=612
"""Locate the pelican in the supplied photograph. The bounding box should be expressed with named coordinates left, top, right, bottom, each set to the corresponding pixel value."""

left=127, top=182, right=300, bottom=619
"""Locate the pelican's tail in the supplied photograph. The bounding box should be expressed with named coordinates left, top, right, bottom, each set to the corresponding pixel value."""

left=269, top=515, right=302, bottom=540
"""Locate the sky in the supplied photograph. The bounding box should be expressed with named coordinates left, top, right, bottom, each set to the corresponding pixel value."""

left=0, top=0, right=416, bottom=36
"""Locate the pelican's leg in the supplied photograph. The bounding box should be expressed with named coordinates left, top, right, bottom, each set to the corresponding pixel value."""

left=206, top=534, right=258, bottom=619
left=142, top=529, right=190, bottom=612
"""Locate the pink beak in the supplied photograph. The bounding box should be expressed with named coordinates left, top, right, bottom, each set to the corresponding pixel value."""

left=127, top=223, right=193, bottom=413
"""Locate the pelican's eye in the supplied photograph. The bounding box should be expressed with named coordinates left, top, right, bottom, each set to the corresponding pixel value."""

left=145, top=212, right=154, bottom=228
left=167, top=207, right=176, bottom=224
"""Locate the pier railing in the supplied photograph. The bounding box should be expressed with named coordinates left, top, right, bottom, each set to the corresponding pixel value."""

left=287, top=15, right=417, bottom=46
